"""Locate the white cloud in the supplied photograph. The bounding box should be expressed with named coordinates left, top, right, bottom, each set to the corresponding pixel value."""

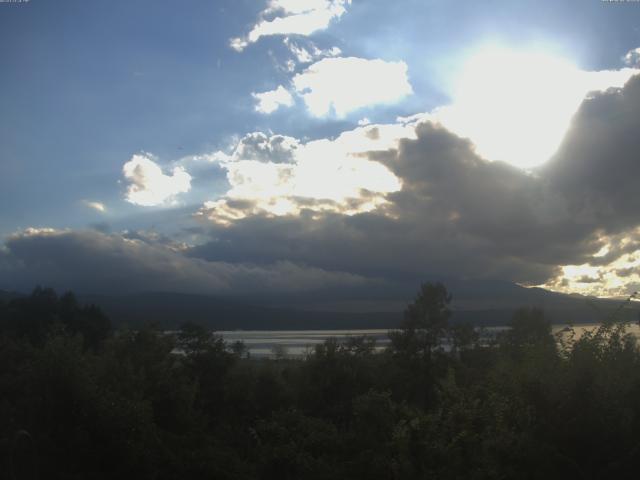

left=267, top=0, right=335, bottom=15
left=122, top=154, right=192, bottom=207
left=252, top=85, right=294, bottom=114
left=292, top=57, right=413, bottom=117
left=230, top=0, right=351, bottom=52
left=542, top=229, right=640, bottom=297
left=83, top=201, right=106, bottom=213
left=198, top=124, right=412, bottom=224
left=624, top=47, right=640, bottom=67
left=230, top=132, right=300, bottom=163
left=431, top=46, right=639, bottom=169
left=284, top=37, right=341, bottom=64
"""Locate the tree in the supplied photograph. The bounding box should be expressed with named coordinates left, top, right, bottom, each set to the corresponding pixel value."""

left=59, top=291, right=111, bottom=350
left=230, top=339, right=249, bottom=358
left=449, top=322, right=479, bottom=355
left=389, top=282, right=452, bottom=360
left=177, top=322, right=235, bottom=418
left=8, top=286, right=59, bottom=344
left=177, top=321, right=225, bottom=356
left=501, top=307, right=554, bottom=353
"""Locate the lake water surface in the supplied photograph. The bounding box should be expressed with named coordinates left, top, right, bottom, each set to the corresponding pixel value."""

left=219, top=323, right=640, bottom=358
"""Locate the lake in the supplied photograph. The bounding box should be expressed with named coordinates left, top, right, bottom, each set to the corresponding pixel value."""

left=219, top=323, right=640, bottom=358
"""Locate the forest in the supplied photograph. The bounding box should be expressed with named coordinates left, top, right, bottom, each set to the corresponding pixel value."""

left=1, top=283, right=640, bottom=479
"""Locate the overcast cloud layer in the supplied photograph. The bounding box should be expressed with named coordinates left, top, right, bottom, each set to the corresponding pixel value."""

left=0, top=228, right=376, bottom=296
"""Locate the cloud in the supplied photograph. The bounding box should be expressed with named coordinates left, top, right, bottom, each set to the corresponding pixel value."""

left=544, top=247, right=640, bottom=297
left=83, top=201, right=106, bottom=213
left=191, top=67, right=640, bottom=297
left=252, top=85, right=295, bottom=114
left=624, top=47, right=640, bottom=67
left=227, top=132, right=300, bottom=164
left=430, top=47, right=639, bottom=169
left=191, top=123, right=572, bottom=286
left=0, top=228, right=377, bottom=296
left=198, top=126, right=410, bottom=223
left=230, top=0, right=351, bottom=52
left=543, top=74, right=640, bottom=234
left=8, top=72, right=640, bottom=299
left=292, top=57, right=413, bottom=117
left=283, top=37, right=341, bottom=64
left=12, top=50, right=640, bottom=299
left=252, top=56, right=413, bottom=117
left=122, top=154, right=192, bottom=207
left=537, top=73, right=640, bottom=295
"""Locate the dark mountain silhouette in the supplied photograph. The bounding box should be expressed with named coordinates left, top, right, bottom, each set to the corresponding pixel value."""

left=79, top=291, right=400, bottom=330
left=74, top=280, right=639, bottom=330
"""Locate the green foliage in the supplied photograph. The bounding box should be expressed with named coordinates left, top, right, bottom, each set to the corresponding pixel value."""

left=501, top=307, right=554, bottom=350
left=0, top=286, right=111, bottom=349
left=2, top=285, right=640, bottom=479
left=389, top=282, right=451, bottom=360
left=450, top=321, right=480, bottom=353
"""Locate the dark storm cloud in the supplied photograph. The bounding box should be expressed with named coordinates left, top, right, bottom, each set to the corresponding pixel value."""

left=190, top=124, right=579, bottom=285
left=583, top=230, right=640, bottom=267
left=379, top=124, right=601, bottom=268
left=0, top=229, right=377, bottom=295
left=191, top=73, right=640, bottom=288
left=543, top=74, right=640, bottom=234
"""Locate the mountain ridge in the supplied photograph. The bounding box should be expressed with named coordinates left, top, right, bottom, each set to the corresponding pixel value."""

left=4, top=283, right=637, bottom=330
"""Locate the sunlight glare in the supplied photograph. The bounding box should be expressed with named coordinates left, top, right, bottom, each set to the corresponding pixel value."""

left=436, top=46, right=637, bottom=169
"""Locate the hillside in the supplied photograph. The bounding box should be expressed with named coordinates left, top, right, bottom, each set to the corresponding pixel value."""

left=78, top=281, right=640, bottom=330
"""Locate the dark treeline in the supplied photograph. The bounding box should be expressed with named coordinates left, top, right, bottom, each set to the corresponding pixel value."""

left=1, top=284, right=640, bottom=479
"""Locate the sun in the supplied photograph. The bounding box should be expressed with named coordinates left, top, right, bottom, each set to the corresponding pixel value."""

left=434, top=45, right=637, bottom=170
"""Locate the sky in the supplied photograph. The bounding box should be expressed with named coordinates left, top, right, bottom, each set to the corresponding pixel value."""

left=2, top=0, right=640, bottom=302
